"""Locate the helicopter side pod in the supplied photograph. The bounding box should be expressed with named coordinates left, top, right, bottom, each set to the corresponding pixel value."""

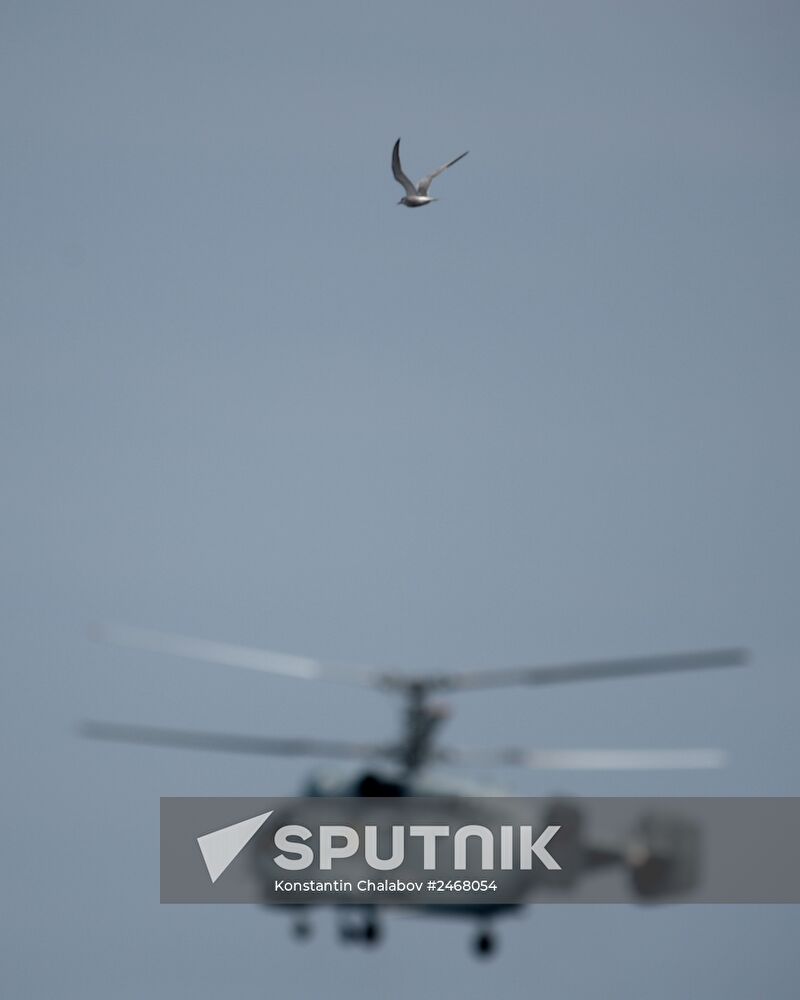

left=626, top=813, right=702, bottom=899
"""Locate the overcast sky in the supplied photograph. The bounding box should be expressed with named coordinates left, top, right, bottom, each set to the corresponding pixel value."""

left=2, top=1, right=799, bottom=996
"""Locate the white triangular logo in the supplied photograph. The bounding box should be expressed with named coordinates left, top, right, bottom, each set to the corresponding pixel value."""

left=197, top=810, right=273, bottom=883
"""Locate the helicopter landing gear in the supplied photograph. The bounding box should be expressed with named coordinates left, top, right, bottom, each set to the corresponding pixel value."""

left=362, top=915, right=382, bottom=946
left=337, top=908, right=383, bottom=947
left=472, top=927, right=497, bottom=959
left=291, top=915, right=313, bottom=941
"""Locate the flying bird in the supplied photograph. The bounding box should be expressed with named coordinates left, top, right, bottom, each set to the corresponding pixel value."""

left=392, top=138, right=469, bottom=207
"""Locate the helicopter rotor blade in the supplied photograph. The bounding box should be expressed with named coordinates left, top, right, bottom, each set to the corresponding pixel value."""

left=80, top=720, right=395, bottom=761
left=407, top=647, right=748, bottom=694
left=90, top=623, right=388, bottom=687
left=91, top=625, right=748, bottom=701
left=436, top=746, right=727, bottom=770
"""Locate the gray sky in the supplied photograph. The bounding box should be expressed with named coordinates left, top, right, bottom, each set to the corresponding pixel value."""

left=2, top=1, right=799, bottom=996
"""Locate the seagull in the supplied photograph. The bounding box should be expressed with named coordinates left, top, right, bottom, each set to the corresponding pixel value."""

left=392, top=138, right=469, bottom=207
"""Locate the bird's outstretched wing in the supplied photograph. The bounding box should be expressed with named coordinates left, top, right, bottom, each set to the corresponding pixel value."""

left=417, top=150, right=469, bottom=195
left=392, top=139, right=417, bottom=196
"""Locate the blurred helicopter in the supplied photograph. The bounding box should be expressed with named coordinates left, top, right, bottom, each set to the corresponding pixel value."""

left=83, top=624, right=747, bottom=957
